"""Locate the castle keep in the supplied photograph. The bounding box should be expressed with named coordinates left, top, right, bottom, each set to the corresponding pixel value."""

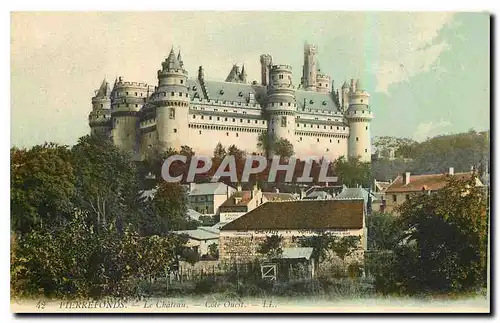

left=88, top=43, right=373, bottom=162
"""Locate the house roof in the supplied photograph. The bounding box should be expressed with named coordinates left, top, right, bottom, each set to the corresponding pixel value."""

left=220, top=199, right=364, bottom=231
left=385, top=172, right=479, bottom=193
left=334, top=187, right=378, bottom=203
left=189, top=182, right=233, bottom=196
left=304, top=191, right=332, bottom=200
left=263, top=192, right=296, bottom=201
left=282, top=247, right=314, bottom=260
left=173, top=226, right=219, bottom=241
left=187, top=209, right=203, bottom=221
left=220, top=191, right=253, bottom=208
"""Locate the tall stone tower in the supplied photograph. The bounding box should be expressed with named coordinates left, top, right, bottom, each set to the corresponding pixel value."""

left=260, top=54, right=273, bottom=86
left=89, top=79, right=112, bottom=137
left=341, top=81, right=350, bottom=112
left=346, top=79, right=373, bottom=162
left=266, top=64, right=296, bottom=148
left=302, top=43, right=317, bottom=91
left=154, top=48, right=189, bottom=151
left=110, top=77, right=149, bottom=152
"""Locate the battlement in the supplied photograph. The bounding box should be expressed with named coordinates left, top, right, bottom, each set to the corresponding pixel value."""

left=271, top=64, right=293, bottom=71
left=115, top=78, right=150, bottom=88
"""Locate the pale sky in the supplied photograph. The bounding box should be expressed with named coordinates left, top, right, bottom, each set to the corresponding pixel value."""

left=10, top=12, right=490, bottom=148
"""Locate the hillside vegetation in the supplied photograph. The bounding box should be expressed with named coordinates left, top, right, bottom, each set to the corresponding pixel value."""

left=372, top=130, right=489, bottom=181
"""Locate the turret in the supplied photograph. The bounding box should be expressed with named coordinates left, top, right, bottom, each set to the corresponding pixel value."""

left=345, top=79, right=373, bottom=162
left=89, top=79, right=112, bottom=137
left=266, top=64, right=296, bottom=149
left=341, top=80, right=350, bottom=111
left=110, top=77, right=150, bottom=152
left=316, top=71, right=331, bottom=93
left=260, top=54, right=273, bottom=86
left=302, top=42, right=318, bottom=91
left=153, top=47, right=189, bottom=152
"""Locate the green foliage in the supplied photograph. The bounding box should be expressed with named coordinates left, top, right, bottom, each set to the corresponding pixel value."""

left=387, top=175, right=488, bottom=294
left=10, top=214, right=181, bottom=299
left=333, top=156, right=372, bottom=188
left=11, top=143, right=76, bottom=233
left=298, top=232, right=337, bottom=264
left=257, top=235, right=283, bottom=260
left=367, top=212, right=402, bottom=251
left=274, top=138, right=294, bottom=159
left=208, top=243, right=219, bottom=259
left=331, top=236, right=361, bottom=262
left=213, top=142, right=227, bottom=161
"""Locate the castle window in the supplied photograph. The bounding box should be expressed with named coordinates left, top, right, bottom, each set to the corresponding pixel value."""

left=255, top=120, right=258, bottom=124
left=365, top=149, right=368, bottom=153
left=226, top=132, right=229, bottom=136
left=238, top=92, right=243, bottom=97
left=240, top=119, right=243, bottom=122
left=135, top=104, right=138, bottom=107
left=199, top=130, right=202, bottom=135
left=337, top=127, right=339, bottom=130
left=326, top=84, right=328, bottom=87
left=225, top=118, right=228, bottom=121
left=337, top=140, right=340, bottom=143
left=174, top=128, right=177, bottom=133
left=209, top=116, right=212, bottom=120
left=330, top=139, right=332, bottom=143
left=236, top=133, right=239, bottom=137
left=324, top=126, right=326, bottom=129
left=319, top=83, right=322, bottom=86
left=180, top=79, right=184, bottom=84
left=232, top=118, right=235, bottom=122
left=356, top=137, right=359, bottom=142
left=169, top=108, right=175, bottom=119
left=299, top=137, right=302, bottom=141
left=279, top=74, right=284, bottom=80
left=247, top=119, right=250, bottom=123
left=288, top=102, right=291, bottom=106
left=280, top=102, right=283, bottom=106
left=126, top=92, right=129, bottom=95
left=171, top=92, right=174, bottom=96
left=217, top=117, right=220, bottom=121
left=193, top=115, right=196, bottom=119
left=361, top=99, right=363, bottom=103
left=317, top=138, right=320, bottom=142
left=326, top=148, right=329, bottom=152
left=186, top=93, right=189, bottom=97
left=220, top=90, right=224, bottom=95
left=179, top=92, right=182, bottom=96
left=214, top=109, right=218, bottom=112
left=281, top=116, right=287, bottom=127
left=201, top=116, right=204, bottom=120
left=366, top=126, right=368, bottom=130
left=126, top=104, right=130, bottom=107
left=135, top=92, right=138, bottom=96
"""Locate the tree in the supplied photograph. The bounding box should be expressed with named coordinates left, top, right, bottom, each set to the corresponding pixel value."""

left=367, top=212, right=401, bottom=251
left=391, top=174, right=488, bottom=294
left=333, top=156, right=372, bottom=188
left=257, top=132, right=273, bottom=158
left=298, top=232, right=337, bottom=267
left=71, top=135, right=140, bottom=230
left=213, top=143, right=226, bottom=161
left=151, top=181, right=194, bottom=232
left=332, top=236, right=361, bottom=264
left=180, top=145, right=195, bottom=157
left=257, top=235, right=283, bottom=260
left=273, top=138, right=294, bottom=160
left=227, top=144, right=245, bottom=162
left=11, top=143, right=76, bottom=233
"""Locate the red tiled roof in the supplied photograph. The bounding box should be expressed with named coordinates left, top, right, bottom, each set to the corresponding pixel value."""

left=385, top=172, right=475, bottom=193
left=219, top=191, right=253, bottom=207
left=220, top=199, right=364, bottom=231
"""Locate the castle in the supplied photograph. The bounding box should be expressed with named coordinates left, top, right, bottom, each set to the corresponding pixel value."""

left=88, top=43, right=373, bottom=162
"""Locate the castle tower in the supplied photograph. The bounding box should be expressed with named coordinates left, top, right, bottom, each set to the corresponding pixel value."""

left=89, top=79, right=112, bottom=137
left=110, top=77, right=150, bottom=152
left=260, top=54, right=273, bottom=86
left=302, top=43, right=318, bottom=91
left=345, top=79, right=373, bottom=163
left=154, top=47, right=189, bottom=151
left=341, top=81, right=350, bottom=111
left=266, top=64, right=296, bottom=149
left=316, top=72, right=331, bottom=93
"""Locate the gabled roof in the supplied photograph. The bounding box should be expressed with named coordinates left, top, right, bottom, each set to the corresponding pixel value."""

left=187, top=209, right=203, bottom=221
left=220, top=191, right=253, bottom=207
left=334, top=187, right=378, bottom=203
left=189, top=182, right=233, bottom=196
left=173, top=226, right=219, bottom=241
left=385, top=172, right=480, bottom=193
left=220, top=199, right=364, bottom=231
left=304, top=191, right=332, bottom=200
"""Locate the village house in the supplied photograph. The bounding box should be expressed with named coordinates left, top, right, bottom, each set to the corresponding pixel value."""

left=218, top=184, right=295, bottom=224
left=381, top=167, right=483, bottom=215
left=218, top=199, right=366, bottom=264
left=173, top=226, right=220, bottom=256
left=187, top=182, right=236, bottom=215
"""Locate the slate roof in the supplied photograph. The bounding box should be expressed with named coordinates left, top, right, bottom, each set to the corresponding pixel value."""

left=185, top=78, right=341, bottom=112
left=189, top=182, right=233, bottom=196
left=220, top=199, right=364, bottom=231
left=304, top=191, right=332, bottom=200
left=385, top=172, right=479, bottom=193
left=187, top=209, right=203, bottom=221
left=174, top=226, right=219, bottom=241
left=282, top=247, right=314, bottom=260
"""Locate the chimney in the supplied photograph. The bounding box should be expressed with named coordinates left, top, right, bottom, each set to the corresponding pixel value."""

left=404, top=172, right=411, bottom=185
left=448, top=167, right=454, bottom=175
left=237, top=183, right=242, bottom=191
left=189, top=182, right=196, bottom=192
left=275, top=188, right=280, bottom=193
left=300, top=189, right=306, bottom=199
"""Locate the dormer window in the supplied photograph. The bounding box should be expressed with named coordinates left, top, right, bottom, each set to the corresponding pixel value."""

left=238, top=91, right=243, bottom=97
left=309, top=100, right=314, bottom=104
left=192, top=86, right=197, bottom=91
left=322, top=101, right=327, bottom=105
left=220, top=89, right=224, bottom=95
